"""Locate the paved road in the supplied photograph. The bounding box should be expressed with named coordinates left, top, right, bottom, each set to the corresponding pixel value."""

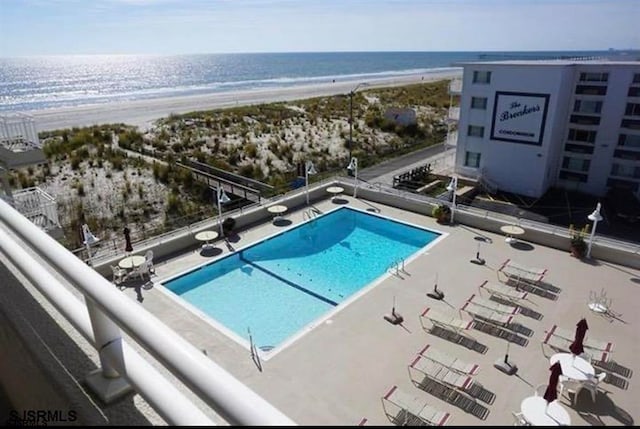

left=359, top=143, right=456, bottom=185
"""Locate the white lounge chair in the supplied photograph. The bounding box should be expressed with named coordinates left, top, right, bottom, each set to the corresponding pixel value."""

left=467, top=293, right=520, bottom=316
left=419, top=307, right=475, bottom=336
left=497, top=258, right=547, bottom=286
left=417, top=344, right=479, bottom=375
left=409, top=355, right=477, bottom=392
left=549, top=325, right=614, bottom=353
left=541, top=327, right=610, bottom=363
left=381, top=385, right=451, bottom=426
left=460, top=301, right=515, bottom=326
left=479, top=280, right=528, bottom=303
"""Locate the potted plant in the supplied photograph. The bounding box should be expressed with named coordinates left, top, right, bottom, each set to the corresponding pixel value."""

left=432, top=203, right=451, bottom=224
left=569, top=224, right=589, bottom=258
left=222, top=217, right=236, bottom=236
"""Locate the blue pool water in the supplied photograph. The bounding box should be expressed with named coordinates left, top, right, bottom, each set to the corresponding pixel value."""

left=163, top=207, right=440, bottom=351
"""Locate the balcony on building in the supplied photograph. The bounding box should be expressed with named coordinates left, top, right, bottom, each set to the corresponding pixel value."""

left=449, top=78, right=462, bottom=95
left=0, top=113, right=62, bottom=238
left=448, top=106, right=460, bottom=122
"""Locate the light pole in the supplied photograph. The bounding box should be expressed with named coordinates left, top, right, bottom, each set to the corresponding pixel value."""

left=305, top=160, right=317, bottom=205
left=587, top=202, right=603, bottom=258
left=446, top=176, right=458, bottom=224
left=348, top=83, right=368, bottom=159
left=216, top=186, right=231, bottom=235
left=347, top=157, right=358, bottom=198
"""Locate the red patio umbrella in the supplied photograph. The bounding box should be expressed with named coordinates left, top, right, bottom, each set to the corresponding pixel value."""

left=543, top=361, right=563, bottom=403
left=124, top=226, right=133, bottom=253
left=569, top=318, right=589, bottom=356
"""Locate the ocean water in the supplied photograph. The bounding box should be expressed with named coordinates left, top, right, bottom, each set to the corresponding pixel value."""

left=0, top=50, right=627, bottom=112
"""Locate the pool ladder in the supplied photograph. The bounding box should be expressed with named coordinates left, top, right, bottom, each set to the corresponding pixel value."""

left=303, top=209, right=318, bottom=221
left=388, top=258, right=406, bottom=276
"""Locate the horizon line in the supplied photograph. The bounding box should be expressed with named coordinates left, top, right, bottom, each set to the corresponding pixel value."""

left=2, top=48, right=638, bottom=59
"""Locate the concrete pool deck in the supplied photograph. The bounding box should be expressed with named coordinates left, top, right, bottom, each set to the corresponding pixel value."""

left=119, top=195, right=640, bottom=426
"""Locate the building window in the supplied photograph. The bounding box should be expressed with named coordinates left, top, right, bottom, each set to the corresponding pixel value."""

left=562, top=156, right=591, bottom=172
left=628, top=87, right=640, bottom=97
left=471, top=96, right=488, bottom=110
left=611, top=163, right=640, bottom=179
left=568, top=128, right=597, bottom=143
left=579, top=72, right=609, bottom=82
left=614, top=149, right=640, bottom=161
left=633, top=73, right=640, bottom=84
left=621, top=119, right=640, bottom=130
left=575, top=85, right=607, bottom=96
left=472, top=71, right=491, bottom=84
left=559, top=171, right=588, bottom=183
left=625, top=103, right=640, bottom=117
left=607, top=178, right=639, bottom=191
left=570, top=115, right=601, bottom=126
left=467, top=125, right=485, bottom=137
left=564, top=143, right=595, bottom=154
left=573, top=100, right=602, bottom=114
left=464, top=151, right=481, bottom=168
left=618, top=134, right=640, bottom=148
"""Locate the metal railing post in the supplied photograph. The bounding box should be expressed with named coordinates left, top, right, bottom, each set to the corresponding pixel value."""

left=84, top=298, right=135, bottom=401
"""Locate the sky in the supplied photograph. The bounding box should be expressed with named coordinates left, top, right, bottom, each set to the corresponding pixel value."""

left=0, top=0, right=638, bottom=56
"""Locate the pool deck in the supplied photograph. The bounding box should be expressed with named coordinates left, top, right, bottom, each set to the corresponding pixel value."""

left=121, top=195, right=640, bottom=426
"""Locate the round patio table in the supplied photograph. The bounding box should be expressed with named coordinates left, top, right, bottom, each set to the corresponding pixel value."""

left=118, top=255, right=146, bottom=270
left=501, top=225, right=525, bottom=244
left=326, top=186, right=344, bottom=202
left=267, top=205, right=287, bottom=215
left=520, top=396, right=571, bottom=426
left=267, top=204, right=288, bottom=224
left=550, top=352, right=595, bottom=381
left=195, top=230, right=219, bottom=250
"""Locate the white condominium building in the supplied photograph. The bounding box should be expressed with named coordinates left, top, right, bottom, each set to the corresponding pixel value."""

left=453, top=60, right=640, bottom=199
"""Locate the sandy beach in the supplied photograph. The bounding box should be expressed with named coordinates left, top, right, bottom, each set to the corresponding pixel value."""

left=28, top=69, right=462, bottom=132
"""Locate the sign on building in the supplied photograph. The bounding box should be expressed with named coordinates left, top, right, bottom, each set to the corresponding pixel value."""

left=490, top=91, right=550, bottom=146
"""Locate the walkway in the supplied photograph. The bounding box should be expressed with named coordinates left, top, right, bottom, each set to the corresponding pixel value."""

left=360, top=143, right=457, bottom=186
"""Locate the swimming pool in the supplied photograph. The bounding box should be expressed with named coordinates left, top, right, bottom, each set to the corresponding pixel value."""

left=163, top=207, right=442, bottom=354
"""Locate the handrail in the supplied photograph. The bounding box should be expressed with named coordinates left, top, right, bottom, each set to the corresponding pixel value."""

left=0, top=197, right=296, bottom=426
left=0, top=227, right=213, bottom=425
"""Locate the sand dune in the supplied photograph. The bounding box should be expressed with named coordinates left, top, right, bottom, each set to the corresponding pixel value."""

left=28, top=69, right=462, bottom=132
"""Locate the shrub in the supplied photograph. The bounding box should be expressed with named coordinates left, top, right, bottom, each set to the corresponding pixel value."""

left=432, top=203, right=451, bottom=223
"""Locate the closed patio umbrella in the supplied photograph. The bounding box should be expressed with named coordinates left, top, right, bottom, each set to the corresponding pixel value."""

left=124, top=226, right=133, bottom=253
left=569, top=318, right=589, bottom=356
left=543, top=361, right=563, bottom=403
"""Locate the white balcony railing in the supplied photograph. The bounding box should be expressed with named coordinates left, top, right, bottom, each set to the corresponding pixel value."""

left=448, top=106, right=460, bottom=122
left=0, top=197, right=296, bottom=426
left=12, top=186, right=60, bottom=231
left=449, top=78, right=462, bottom=95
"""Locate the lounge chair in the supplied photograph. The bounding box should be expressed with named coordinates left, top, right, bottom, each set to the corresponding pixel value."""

left=467, top=293, right=520, bottom=316
left=409, top=355, right=477, bottom=392
left=497, top=258, right=547, bottom=286
left=381, top=385, right=451, bottom=426
left=417, top=344, right=479, bottom=375
left=541, top=327, right=610, bottom=363
left=479, top=280, right=528, bottom=303
left=460, top=301, right=515, bottom=326
left=549, top=325, right=614, bottom=353
left=419, top=307, right=475, bottom=336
